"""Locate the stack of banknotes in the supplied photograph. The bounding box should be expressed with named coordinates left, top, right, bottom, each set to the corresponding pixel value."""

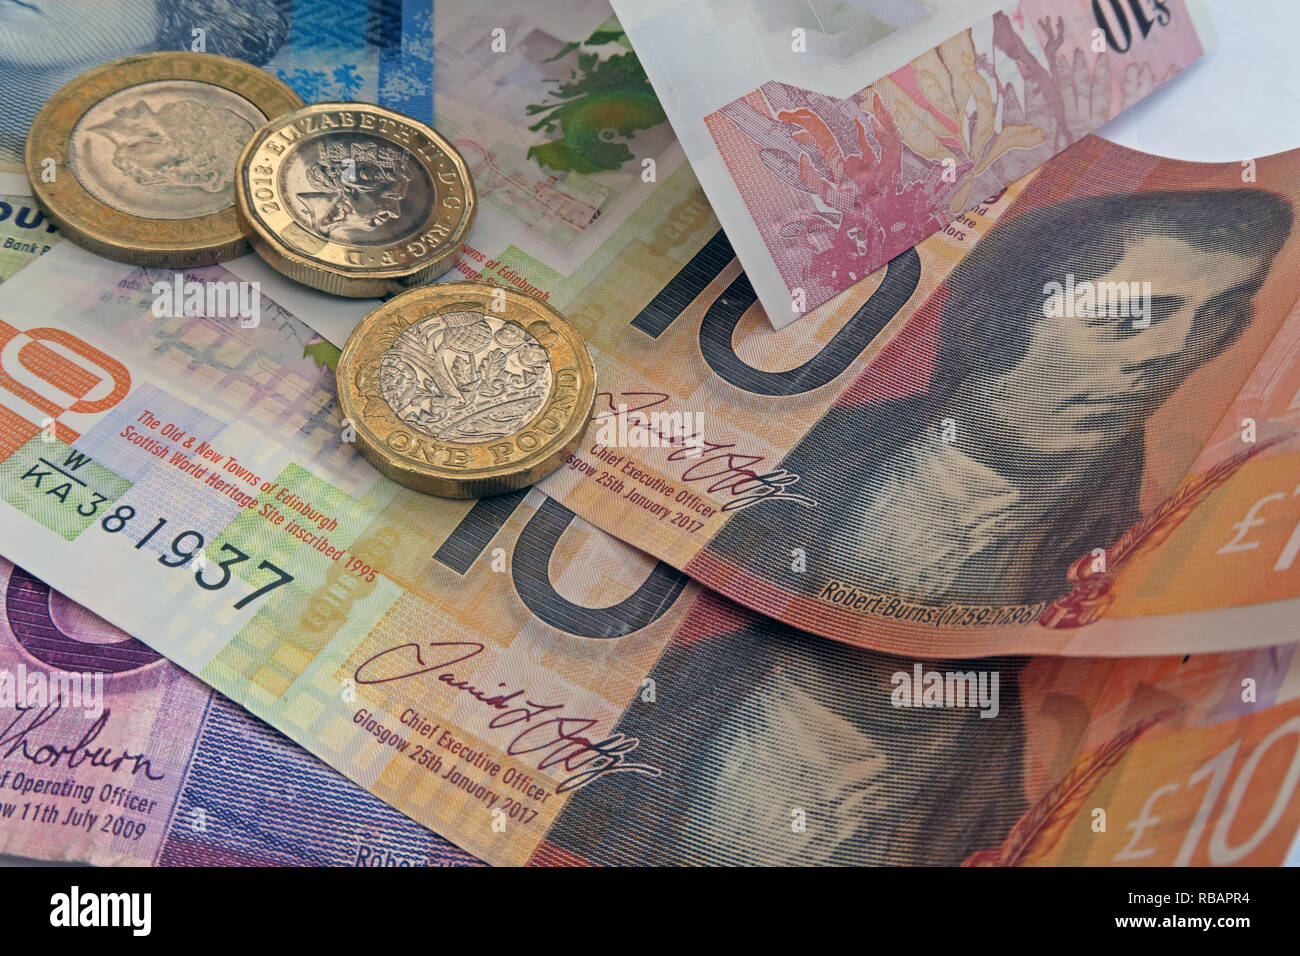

left=1, top=0, right=1299, bottom=868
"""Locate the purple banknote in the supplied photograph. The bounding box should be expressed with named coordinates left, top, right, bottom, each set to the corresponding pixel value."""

left=0, top=557, right=478, bottom=866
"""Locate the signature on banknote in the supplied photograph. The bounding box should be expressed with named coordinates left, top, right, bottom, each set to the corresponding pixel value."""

left=354, top=641, right=659, bottom=793
left=1, top=704, right=163, bottom=780
left=594, top=391, right=815, bottom=512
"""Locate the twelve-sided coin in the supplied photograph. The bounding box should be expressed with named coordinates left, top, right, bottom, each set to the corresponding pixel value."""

left=235, top=102, right=476, bottom=298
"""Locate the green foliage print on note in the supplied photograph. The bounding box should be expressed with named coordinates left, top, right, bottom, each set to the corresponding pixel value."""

left=525, top=20, right=667, bottom=175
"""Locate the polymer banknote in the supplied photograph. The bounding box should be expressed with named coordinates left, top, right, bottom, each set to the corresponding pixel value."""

left=0, top=246, right=1296, bottom=864
left=613, top=0, right=1216, bottom=325
left=536, top=139, right=1300, bottom=658
left=293, top=132, right=1300, bottom=659
left=428, top=0, right=685, bottom=294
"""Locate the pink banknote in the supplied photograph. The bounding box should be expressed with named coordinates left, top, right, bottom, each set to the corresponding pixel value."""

left=703, top=0, right=1211, bottom=318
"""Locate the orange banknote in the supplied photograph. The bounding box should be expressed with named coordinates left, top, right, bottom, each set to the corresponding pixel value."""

left=534, top=138, right=1300, bottom=658
left=535, top=597, right=1300, bottom=866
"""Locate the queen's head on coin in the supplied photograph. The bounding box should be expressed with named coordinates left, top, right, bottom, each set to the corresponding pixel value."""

left=91, top=99, right=251, bottom=193
left=27, top=51, right=303, bottom=266
left=285, top=135, right=433, bottom=245
left=234, top=102, right=474, bottom=296
left=68, top=84, right=263, bottom=219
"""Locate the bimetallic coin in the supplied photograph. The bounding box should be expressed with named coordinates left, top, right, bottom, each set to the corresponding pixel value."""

left=236, top=103, right=476, bottom=298
left=337, top=283, right=595, bottom=498
left=26, top=52, right=302, bottom=267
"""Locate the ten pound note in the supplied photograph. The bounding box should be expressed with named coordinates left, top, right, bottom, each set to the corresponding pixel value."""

left=0, top=245, right=1297, bottom=864
left=238, top=135, right=1300, bottom=662
left=527, top=139, right=1300, bottom=660
left=613, top=0, right=1216, bottom=325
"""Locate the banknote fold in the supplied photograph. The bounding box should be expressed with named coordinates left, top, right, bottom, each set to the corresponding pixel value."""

left=613, top=0, right=1217, bottom=325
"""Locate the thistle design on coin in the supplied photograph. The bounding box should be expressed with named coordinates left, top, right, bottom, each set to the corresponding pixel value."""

left=379, top=310, right=553, bottom=443
left=236, top=102, right=476, bottom=297
left=26, top=52, right=302, bottom=266
left=338, top=283, right=594, bottom=498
